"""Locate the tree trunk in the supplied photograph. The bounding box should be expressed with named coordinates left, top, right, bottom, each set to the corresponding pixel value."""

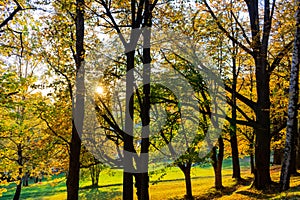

left=13, top=178, right=22, bottom=200
left=123, top=46, right=135, bottom=200
left=273, top=148, right=283, bottom=165
left=23, top=172, right=29, bottom=187
left=230, top=23, right=241, bottom=180
left=250, top=152, right=255, bottom=174
left=137, top=3, right=152, bottom=199
left=66, top=0, right=84, bottom=197
left=252, top=57, right=272, bottom=189
left=245, top=0, right=273, bottom=189
left=296, top=124, right=300, bottom=170
left=67, top=124, right=82, bottom=200
left=90, top=164, right=101, bottom=187
left=14, top=144, right=23, bottom=200
left=230, top=133, right=241, bottom=179
left=134, top=173, right=149, bottom=200
left=290, top=120, right=299, bottom=174
left=178, top=163, right=193, bottom=199
left=211, top=136, right=224, bottom=190
left=280, top=0, right=300, bottom=190
left=248, top=141, right=254, bottom=174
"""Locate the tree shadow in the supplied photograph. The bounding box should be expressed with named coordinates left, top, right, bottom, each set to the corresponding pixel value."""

left=79, top=186, right=122, bottom=200
left=189, top=177, right=253, bottom=200
left=1, top=187, right=67, bottom=200
left=80, top=183, right=122, bottom=190
left=235, top=190, right=273, bottom=199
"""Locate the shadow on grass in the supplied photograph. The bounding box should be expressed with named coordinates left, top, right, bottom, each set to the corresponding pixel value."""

left=235, top=190, right=273, bottom=199
left=168, top=177, right=253, bottom=200
left=79, top=186, right=122, bottom=200
left=1, top=186, right=67, bottom=200
left=193, top=177, right=253, bottom=200
left=80, top=183, right=122, bottom=189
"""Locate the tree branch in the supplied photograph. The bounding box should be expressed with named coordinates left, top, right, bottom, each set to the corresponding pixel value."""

left=40, top=114, right=70, bottom=145
left=0, top=0, right=22, bottom=29
left=230, top=10, right=251, bottom=46
left=268, top=40, right=294, bottom=73
left=203, top=0, right=253, bottom=56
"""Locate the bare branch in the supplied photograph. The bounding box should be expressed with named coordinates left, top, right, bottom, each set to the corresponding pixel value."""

left=269, top=40, right=294, bottom=73
left=230, top=11, right=251, bottom=46
left=94, top=0, right=127, bottom=46
left=0, top=0, right=22, bottom=29
left=203, top=0, right=253, bottom=56
left=40, top=114, right=70, bottom=145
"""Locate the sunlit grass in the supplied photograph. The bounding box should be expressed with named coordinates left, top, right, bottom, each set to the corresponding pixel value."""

left=1, top=161, right=300, bottom=200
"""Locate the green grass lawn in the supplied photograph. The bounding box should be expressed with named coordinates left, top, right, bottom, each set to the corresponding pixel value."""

left=1, top=159, right=300, bottom=200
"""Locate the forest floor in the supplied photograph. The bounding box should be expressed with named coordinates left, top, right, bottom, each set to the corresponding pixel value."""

left=1, top=162, right=300, bottom=200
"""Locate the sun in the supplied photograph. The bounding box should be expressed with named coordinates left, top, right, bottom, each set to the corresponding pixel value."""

left=95, top=86, right=104, bottom=95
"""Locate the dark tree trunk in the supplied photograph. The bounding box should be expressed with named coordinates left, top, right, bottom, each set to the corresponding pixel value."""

left=66, top=0, right=84, bottom=198
left=250, top=150, right=255, bottom=174
left=13, top=178, right=22, bottom=200
left=296, top=125, right=300, bottom=170
left=211, top=136, right=224, bottom=190
left=23, top=172, right=29, bottom=187
left=14, top=144, right=23, bottom=200
left=90, top=164, right=101, bottom=187
left=245, top=0, right=273, bottom=189
left=251, top=54, right=272, bottom=189
left=134, top=173, right=149, bottom=200
left=137, top=3, right=152, bottom=199
left=67, top=124, right=82, bottom=200
left=230, top=131, right=241, bottom=179
left=280, top=1, right=300, bottom=190
left=178, top=163, right=193, bottom=199
left=273, top=148, right=283, bottom=165
left=290, top=121, right=298, bottom=174
left=123, top=48, right=135, bottom=200
left=248, top=134, right=255, bottom=174
left=230, top=22, right=241, bottom=180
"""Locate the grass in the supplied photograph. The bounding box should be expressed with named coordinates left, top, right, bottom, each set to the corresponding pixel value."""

left=1, top=159, right=300, bottom=200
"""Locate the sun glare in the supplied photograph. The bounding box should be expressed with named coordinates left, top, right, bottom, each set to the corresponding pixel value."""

left=96, top=86, right=104, bottom=95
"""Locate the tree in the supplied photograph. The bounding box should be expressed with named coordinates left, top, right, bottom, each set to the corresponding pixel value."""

left=66, top=0, right=85, bottom=199
left=280, top=0, right=300, bottom=190
left=202, top=0, right=295, bottom=189
left=0, top=72, right=52, bottom=200
left=87, top=1, right=159, bottom=199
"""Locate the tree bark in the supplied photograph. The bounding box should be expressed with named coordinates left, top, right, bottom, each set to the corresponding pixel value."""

left=67, top=124, right=82, bottom=200
left=13, top=178, right=22, bottom=200
left=211, top=136, right=224, bottom=190
left=273, top=148, right=283, bottom=165
left=290, top=121, right=299, bottom=174
left=230, top=15, right=241, bottom=180
left=250, top=149, right=255, bottom=174
left=66, top=0, right=84, bottom=198
left=245, top=0, right=274, bottom=189
left=14, top=146, right=23, bottom=200
left=178, top=163, right=193, bottom=199
left=137, top=2, right=152, bottom=199
left=296, top=124, right=300, bottom=170
left=123, top=47, right=135, bottom=200
left=280, top=0, right=300, bottom=190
